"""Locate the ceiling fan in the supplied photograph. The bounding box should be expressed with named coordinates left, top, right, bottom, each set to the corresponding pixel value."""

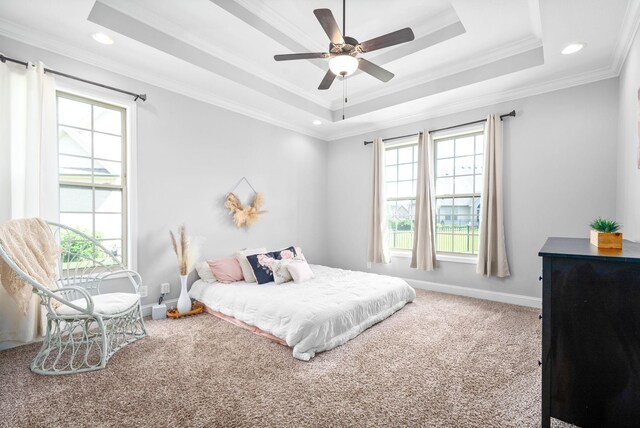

left=274, top=1, right=415, bottom=90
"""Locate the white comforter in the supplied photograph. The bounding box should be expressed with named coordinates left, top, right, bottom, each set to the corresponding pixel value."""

left=189, top=264, right=416, bottom=361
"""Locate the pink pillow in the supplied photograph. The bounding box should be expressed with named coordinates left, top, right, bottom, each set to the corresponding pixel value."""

left=207, top=257, right=244, bottom=283
left=287, top=261, right=314, bottom=283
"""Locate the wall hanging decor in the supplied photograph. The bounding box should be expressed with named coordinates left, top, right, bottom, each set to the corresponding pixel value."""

left=225, top=177, right=267, bottom=228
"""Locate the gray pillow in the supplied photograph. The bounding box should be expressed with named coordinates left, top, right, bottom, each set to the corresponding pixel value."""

left=195, top=261, right=217, bottom=283
left=235, top=248, right=267, bottom=283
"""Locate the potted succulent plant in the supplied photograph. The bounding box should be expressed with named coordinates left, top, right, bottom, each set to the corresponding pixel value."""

left=589, top=217, right=622, bottom=249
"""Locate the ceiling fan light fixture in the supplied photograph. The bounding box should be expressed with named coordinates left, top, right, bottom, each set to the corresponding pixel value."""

left=329, top=54, right=358, bottom=77
left=274, top=6, right=414, bottom=90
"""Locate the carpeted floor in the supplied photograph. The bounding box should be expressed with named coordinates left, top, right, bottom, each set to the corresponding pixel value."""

left=0, top=289, right=546, bottom=427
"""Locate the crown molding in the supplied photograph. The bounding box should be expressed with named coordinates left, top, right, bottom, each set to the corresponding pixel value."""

left=0, top=17, right=129, bottom=76
left=219, top=0, right=464, bottom=87
left=325, top=65, right=618, bottom=141
left=233, top=0, right=327, bottom=53
left=98, top=0, right=331, bottom=109
left=335, top=35, right=543, bottom=110
left=526, top=0, right=543, bottom=40
left=144, top=78, right=327, bottom=141
left=0, top=13, right=617, bottom=144
left=363, top=20, right=466, bottom=71
left=1, top=0, right=631, bottom=144
left=0, top=19, right=326, bottom=141
left=611, top=0, right=640, bottom=74
left=409, top=7, right=461, bottom=37
left=91, top=1, right=480, bottom=122
left=236, top=0, right=460, bottom=56
left=210, top=0, right=326, bottom=75
left=88, top=2, right=333, bottom=119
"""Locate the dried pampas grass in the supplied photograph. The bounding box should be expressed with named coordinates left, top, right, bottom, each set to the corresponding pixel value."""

left=224, top=192, right=266, bottom=228
left=169, top=225, right=199, bottom=275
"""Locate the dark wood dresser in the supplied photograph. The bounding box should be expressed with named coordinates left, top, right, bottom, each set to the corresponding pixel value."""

left=539, top=238, right=640, bottom=427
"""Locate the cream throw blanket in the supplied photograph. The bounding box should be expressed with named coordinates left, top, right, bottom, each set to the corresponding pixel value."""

left=0, top=218, right=60, bottom=314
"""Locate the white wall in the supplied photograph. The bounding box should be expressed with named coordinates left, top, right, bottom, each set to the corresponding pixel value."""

left=616, top=26, right=640, bottom=242
left=0, top=36, right=328, bottom=307
left=327, top=79, right=619, bottom=301
left=135, top=87, right=329, bottom=304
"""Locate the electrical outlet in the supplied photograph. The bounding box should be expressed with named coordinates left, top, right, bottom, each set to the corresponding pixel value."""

left=160, top=283, right=170, bottom=294
left=139, top=285, right=148, bottom=297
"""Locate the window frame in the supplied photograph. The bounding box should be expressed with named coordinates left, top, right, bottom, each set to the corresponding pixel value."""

left=383, top=127, right=485, bottom=262
left=384, top=138, right=419, bottom=253
left=56, top=90, right=130, bottom=268
left=433, top=128, right=485, bottom=258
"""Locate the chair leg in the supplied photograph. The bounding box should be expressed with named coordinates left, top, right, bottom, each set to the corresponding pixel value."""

left=31, top=317, right=54, bottom=374
left=30, top=316, right=108, bottom=376
left=97, top=317, right=109, bottom=369
left=104, top=303, right=147, bottom=359
left=30, top=304, right=147, bottom=376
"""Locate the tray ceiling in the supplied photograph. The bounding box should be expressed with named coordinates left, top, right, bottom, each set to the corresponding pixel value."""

left=0, top=0, right=638, bottom=140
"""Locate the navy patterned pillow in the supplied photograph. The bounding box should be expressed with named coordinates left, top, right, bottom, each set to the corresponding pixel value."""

left=246, top=246, right=297, bottom=284
left=275, top=246, right=297, bottom=261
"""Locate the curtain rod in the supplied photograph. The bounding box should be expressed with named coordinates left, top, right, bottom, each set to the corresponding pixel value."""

left=363, top=110, right=516, bottom=146
left=0, top=54, right=147, bottom=102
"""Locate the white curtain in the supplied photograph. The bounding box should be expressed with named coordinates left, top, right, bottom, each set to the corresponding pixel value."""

left=0, top=61, right=58, bottom=345
left=411, top=131, right=437, bottom=271
left=367, top=137, right=390, bottom=265
left=477, top=114, right=510, bottom=277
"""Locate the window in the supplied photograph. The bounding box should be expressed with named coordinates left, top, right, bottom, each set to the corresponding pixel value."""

left=57, top=92, right=127, bottom=266
left=434, top=130, right=484, bottom=255
left=385, top=140, right=418, bottom=251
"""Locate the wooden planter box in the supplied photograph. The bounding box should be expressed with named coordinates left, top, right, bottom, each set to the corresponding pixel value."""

left=590, top=230, right=623, bottom=249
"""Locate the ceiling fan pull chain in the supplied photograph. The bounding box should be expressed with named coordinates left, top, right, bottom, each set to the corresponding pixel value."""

left=342, top=76, right=347, bottom=120
left=345, top=76, right=348, bottom=104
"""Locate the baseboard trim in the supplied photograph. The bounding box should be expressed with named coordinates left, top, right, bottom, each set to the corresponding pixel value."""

left=140, top=298, right=178, bottom=317
left=404, top=278, right=542, bottom=308
left=1, top=300, right=180, bottom=351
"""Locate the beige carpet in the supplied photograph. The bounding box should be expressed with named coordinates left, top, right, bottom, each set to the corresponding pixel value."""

left=0, top=290, right=545, bottom=427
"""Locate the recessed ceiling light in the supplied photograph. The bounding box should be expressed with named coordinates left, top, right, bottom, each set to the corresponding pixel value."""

left=561, top=43, right=585, bottom=55
left=312, top=119, right=322, bottom=125
left=92, top=32, right=114, bottom=45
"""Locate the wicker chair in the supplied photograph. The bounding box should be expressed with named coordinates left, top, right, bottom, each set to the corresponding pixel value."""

left=0, top=221, right=146, bottom=375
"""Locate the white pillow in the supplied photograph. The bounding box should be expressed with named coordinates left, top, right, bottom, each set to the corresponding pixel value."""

left=287, top=260, right=314, bottom=283
left=272, top=259, right=294, bottom=284
left=195, top=261, right=217, bottom=284
left=235, top=248, right=267, bottom=283
left=273, top=258, right=306, bottom=284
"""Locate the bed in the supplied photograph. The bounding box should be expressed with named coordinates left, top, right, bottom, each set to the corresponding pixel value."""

left=188, top=264, right=416, bottom=361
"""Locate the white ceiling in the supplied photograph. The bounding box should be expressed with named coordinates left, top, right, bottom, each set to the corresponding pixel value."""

left=0, top=0, right=638, bottom=140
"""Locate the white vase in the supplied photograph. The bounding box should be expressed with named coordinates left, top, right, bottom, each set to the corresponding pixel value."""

left=177, top=274, right=191, bottom=314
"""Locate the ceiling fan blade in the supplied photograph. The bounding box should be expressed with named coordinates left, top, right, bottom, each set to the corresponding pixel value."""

left=360, top=28, right=415, bottom=53
left=313, top=9, right=345, bottom=45
left=274, top=52, right=329, bottom=61
left=358, top=58, right=394, bottom=82
left=318, top=69, right=337, bottom=90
